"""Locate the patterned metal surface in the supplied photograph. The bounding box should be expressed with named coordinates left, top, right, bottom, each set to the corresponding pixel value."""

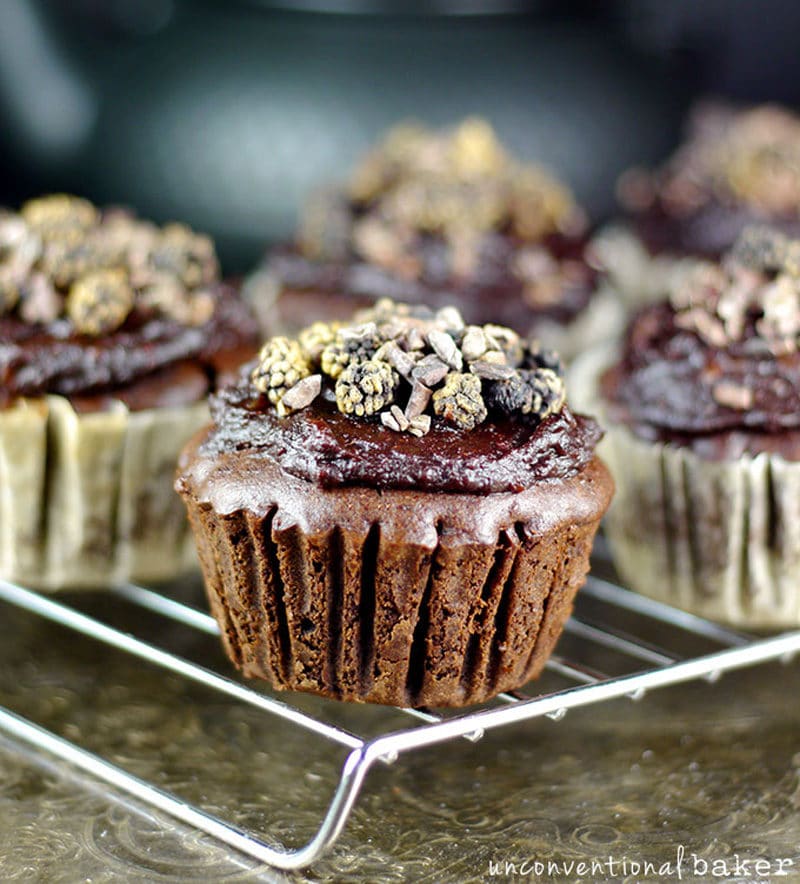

left=1, top=579, right=799, bottom=881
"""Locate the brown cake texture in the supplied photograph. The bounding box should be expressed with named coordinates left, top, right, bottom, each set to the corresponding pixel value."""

left=177, top=300, right=613, bottom=707
left=246, top=119, right=622, bottom=361
left=0, top=194, right=259, bottom=589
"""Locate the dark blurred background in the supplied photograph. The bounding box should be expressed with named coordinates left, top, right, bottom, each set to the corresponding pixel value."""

left=1, top=0, right=800, bottom=271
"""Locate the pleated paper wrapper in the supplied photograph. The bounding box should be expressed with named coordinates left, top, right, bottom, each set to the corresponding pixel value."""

left=590, top=225, right=700, bottom=310
left=179, top=441, right=612, bottom=708
left=0, top=395, right=208, bottom=591
left=571, top=346, right=800, bottom=629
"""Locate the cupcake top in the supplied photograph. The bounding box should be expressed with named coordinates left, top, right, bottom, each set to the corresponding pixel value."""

left=267, top=119, right=598, bottom=330
left=0, top=194, right=257, bottom=409
left=619, top=103, right=800, bottom=257
left=205, top=299, right=602, bottom=493
left=603, top=227, right=800, bottom=452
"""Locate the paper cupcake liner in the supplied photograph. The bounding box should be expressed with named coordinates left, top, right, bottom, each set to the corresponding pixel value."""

left=570, top=345, right=800, bottom=629
left=531, top=282, right=626, bottom=363
left=590, top=225, right=698, bottom=311
left=179, top=445, right=611, bottom=707
left=0, top=395, right=208, bottom=591
left=602, top=424, right=800, bottom=628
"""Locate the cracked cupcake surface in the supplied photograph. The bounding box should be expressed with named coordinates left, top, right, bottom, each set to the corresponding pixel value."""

left=177, top=300, right=612, bottom=707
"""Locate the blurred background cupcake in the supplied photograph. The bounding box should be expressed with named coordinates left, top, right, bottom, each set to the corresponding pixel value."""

left=0, top=193, right=258, bottom=590
left=573, top=226, right=800, bottom=628
left=5, top=0, right=800, bottom=272
left=177, top=299, right=613, bottom=707
left=245, top=117, right=623, bottom=360
left=595, top=101, right=800, bottom=306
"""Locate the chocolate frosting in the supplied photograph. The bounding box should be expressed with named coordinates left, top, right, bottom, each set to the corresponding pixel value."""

left=202, top=374, right=602, bottom=494
left=603, top=300, right=800, bottom=433
left=180, top=429, right=612, bottom=546
left=0, top=286, right=256, bottom=409
left=631, top=199, right=800, bottom=260
left=267, top=230, right=598, bottom=333
left=621, top=103, right=800, bottom=258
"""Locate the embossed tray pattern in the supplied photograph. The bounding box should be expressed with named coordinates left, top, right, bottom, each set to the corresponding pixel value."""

left=0, top=572, right=798, bottom=871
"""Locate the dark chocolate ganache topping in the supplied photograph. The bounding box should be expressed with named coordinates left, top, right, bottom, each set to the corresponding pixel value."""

left=268, top=229, right=597, bottom=331
left=0, top=195, right=258, bottom=408
left=272, top=118, right=598, bottom=331
left=604, top=227, right=800, bottom=443
left=620, top=103, right=800, bottom=258
left=202, top=299, right=602, bottom=493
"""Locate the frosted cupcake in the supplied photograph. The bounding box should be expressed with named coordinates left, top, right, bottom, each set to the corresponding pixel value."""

left=0, top=194, right=257, bottom=590
left=584, top=226, right=800, bottom=628
left=595, top=102, right=800, bottom=306
left=247, top=118, right=622, bottom=361
left=177, top=300, right=613, bottom=707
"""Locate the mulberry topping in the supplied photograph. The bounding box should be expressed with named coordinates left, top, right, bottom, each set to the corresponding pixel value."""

left=299, top=320, right=341, bottom=362
left=21, top=194, right=98, bottom=242
left=335, top=359, right=398, bottom=417
left=147, top=223, right=218, bottom=288
left=526, top=368, right=566, bottom=419
left=251, top=337, right=311, bottom=404
left=66, top=269, right=135, bottom=336
left=484, top=373, right=533, bottom=415
left=432, top=371, right=487, bottom=429
left=321, top=322, right=383, bottom=378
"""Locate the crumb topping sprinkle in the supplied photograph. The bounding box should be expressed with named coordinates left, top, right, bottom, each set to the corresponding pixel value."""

left=0, top=194, right=220, bottom=335
left=670, top=226, right=800, bottom=364
left=249, top=299, right=566, bottom=435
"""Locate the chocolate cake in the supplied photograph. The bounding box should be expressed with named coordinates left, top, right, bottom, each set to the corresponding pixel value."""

left=177, top=300, right=612, bottom=707
left=0, top=194, right=258, bottom=589
left=577, top=226, right=800, bottom=627
left=247, top=119, right=622, bottom=361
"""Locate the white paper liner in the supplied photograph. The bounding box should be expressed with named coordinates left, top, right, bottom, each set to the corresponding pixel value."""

left=528, top=282, right=626, bottom=363
left=590, top=225, right=699, bottom=311
left=571, top=345, right=800, bottom=628
left=0, top=395, right=208, bottom=591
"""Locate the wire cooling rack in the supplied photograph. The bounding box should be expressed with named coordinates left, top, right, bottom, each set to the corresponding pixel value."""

left=0, top=571, right=799, bottom=871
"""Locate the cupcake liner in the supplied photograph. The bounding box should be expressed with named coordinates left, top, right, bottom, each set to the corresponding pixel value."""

left=0, top=395, right=208, bottom=591
left=571, top=345, right=800, bottom=629
left=590, top=225, right=698, bottom=310
left=531, top=282, right=626, bottom=363
left=179, top=442, right=611, bottom=707
left=602, top=424, right=800, bottom=628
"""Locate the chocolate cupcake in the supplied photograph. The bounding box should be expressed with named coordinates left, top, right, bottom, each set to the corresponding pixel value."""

left=574, top=226, right=800, bottom=628
left=246, top=118, right=622, bottom=361
left=0, top=194, right=258, bottom=590
left=177, top=300, right=612, bottom=707
left=595, top=102, right=800, bottom=305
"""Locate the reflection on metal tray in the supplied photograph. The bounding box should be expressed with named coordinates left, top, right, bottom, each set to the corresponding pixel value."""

left=0, top=570, right=798, bottom=871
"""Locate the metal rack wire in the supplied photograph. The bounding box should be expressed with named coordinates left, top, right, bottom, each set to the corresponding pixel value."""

left=0, top=573, right=798, bottom=871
